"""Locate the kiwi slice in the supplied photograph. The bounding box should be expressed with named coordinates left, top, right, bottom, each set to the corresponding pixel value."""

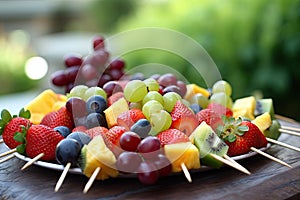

left=193, top=122, right=229, bottom=168
left=263, top=120, right=281, bottom=140
left=255, top=99, right=275, bottom=119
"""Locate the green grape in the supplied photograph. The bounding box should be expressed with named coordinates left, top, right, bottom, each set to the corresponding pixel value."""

left=83, top=86, right=107, bottom=101
left=210, top=92, right=233, bottom=108
left=142, top=91, right=164, bottom=106
left=163, top=92, right=182, bottom=112
left=212, top=80, right=232, bottom=96
left=124, top=80, right=148, bottom=102
left=129, top=102, right=143, bottom=110
left=190, top=93, right=209, bottom=108
left=149, top=110, right=172, bottom=135
left=142, top=100, right=164, bottom=120
left=68, top=85, right=88, bottom=98
left=143, top=78, right=160, bottom=92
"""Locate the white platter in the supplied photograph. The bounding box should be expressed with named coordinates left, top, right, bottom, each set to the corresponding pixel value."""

left=13, top=144, right=271, bottom=176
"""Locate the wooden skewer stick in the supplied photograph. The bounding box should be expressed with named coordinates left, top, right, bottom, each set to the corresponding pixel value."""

left=250, top=147, right=292, bottom=168
left=266, top=138, right=300, bottom=152
left=0, top=139, right=3, bottom=144
left=181, top=163, right=192, bottom=183
left=223, top=154, right=251, bottom=175
left=0, top=148, right=17, bottom=158
left=54, top=162, right=71, bottom=192
left=0, top=154, right=15, bottom=164
left=83, top=167, right=101, bottom=194
left=210, top=153, right=251, bottom=175
left=21, top=153, right=44, bottom=170
left=274, top=114, right=298, bottom=123
left=281, top=126, right=300, bottom=133
left=279, top=129, right=300, bottom=137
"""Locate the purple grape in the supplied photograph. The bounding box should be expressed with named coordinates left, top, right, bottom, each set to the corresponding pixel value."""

left=66, top=97, right=87, bottom=118
left=116, top=151, right=143, bottom=174
left=176, top=80, right=187, bottom=97
left=102, top=81, right=123, bottom=96
left=51, top=70, right=69, bottom=86
left=137, top=161, right=159, bottom=185
left=158, top=73, right=177, bottom=87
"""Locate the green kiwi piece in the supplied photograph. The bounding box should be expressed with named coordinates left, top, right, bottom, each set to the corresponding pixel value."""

left=255, top=99, right=275, bottom=119
left=193, top=122, right=229, bottom=168
left=263, top=120, right=281, bottom=140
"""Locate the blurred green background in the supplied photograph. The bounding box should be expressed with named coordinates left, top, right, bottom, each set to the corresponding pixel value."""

left=0, top=0, right=299, bottom=120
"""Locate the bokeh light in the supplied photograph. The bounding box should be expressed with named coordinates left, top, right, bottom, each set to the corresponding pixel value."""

left=25, top=56, right=48, bottom=80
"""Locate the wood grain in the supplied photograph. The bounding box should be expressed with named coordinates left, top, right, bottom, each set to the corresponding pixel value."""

left=0, top=120, right=299, bottom=200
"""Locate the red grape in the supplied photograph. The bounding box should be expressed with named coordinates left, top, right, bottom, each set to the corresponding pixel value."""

left=102, top=81, right=123, bottom=96
left=81, top=64, right=98, bottom=80
left=66, top=97, right=87, bottom=118
left=158, top=73, right=177, bottom=87
left=137, top=136, right=162, bottom=159
left=64, top=54, right=82, bottom=68
left=119, top=131, right=141, bottom=152
left=116, top=151, right=143, bottom=174
left=137, top=161, right=159, bottom=185
left=65, top=66, right=80, bottom=83
left=109, top=59, right=125, bottom=70
left=93, top=35, right=105, bottom=51
left=51, top=70, right=69, bottom=86
left=153, top=154, right=172, bottom=176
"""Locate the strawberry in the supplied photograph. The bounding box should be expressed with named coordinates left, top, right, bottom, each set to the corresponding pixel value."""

left=40, top=106, right=74, bottom=130
left=103, top=126, right=126, bottom=146
left=217, top=117, right=268, bottom=156
left=85, top=126, right=108, bottom=139
left=156, top=129, right=189, bottom=146
left=107, top=92, right=124, bottom=107
left=103, top=126, right=126, bottom=157
left=117, top=109, right=145, bottom=130
left=196, top=108, right=223, bottom=130
left=0, top=109, right=31, bottom=149
left=207, top=103, right=233, bottom=117
left=170, top=101, right=198, bottom=136
left=26, top=124, right=64, bottom=161
left=72, top=125, right=87, bottom=132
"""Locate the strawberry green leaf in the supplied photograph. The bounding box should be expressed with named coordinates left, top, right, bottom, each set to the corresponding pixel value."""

left=14, top=132, right=25, bottom=143
left=0, top=119, right=6, bottom=127
left=16, top=144, right=26, bottom=154
left=19, top=108, right=31, bottom=119
left=238, top=125, right=249, bottom=132
left=227, top=134, right=236, bottom=142
left=0, top=128, right=3, bottom=135
left=1, top=109, right=12, bottom=123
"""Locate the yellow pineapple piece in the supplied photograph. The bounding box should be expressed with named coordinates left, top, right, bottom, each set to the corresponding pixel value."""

left=232, top=96, right=256, bottom=120
left=104, top=97, right=129, bottom=128
left=252, top=112, right=272, bottom=132
left=25, top=89, right=67, bottom=124
left=81, top=136, right=118, bottom=180
left=164, top=142, right=200, bottom=173
left=184, top=84, right=210, bottom=100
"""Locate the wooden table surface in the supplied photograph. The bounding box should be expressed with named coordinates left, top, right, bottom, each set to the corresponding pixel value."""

left=0, top=119, right=299, bottom=200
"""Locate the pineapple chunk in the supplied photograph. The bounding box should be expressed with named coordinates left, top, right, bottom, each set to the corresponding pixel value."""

left=232, top=96, right=256, bottom=120
left=104, top=97, right=129, bottom=128
left=25, top=89, right=67, bottom=124
left=252, top=112, right=272, bottom=132
left=184, top=84, right=210, bottom=100
left=164, top=142, right=200, bottom=173
left=81, top=136, right=119, bottom=180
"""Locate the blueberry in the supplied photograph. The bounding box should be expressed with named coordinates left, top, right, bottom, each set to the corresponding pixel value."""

left=86, top=112, right=107, bottom=128
left=190, top=103, right=202, bottom=114
left=54, top=126, right=72, bottom=138
left=55, top=138, right=81, bottom=166
left=86, top=95, right=107, bottom=114
left=66, top=131, right=92, bottom=148
left=130, top=119, right=151, bottom=138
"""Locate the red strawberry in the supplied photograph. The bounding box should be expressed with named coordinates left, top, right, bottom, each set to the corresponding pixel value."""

left=72, top=125, right=87, bottom=132
left=117, top=109, right=145, bottom=130
left=103, top=126, right=126, bottom=146
left=207, top=103, right=233, bottom=117
left=40, top=106, right=74, bottom=130
left=2, top=117, right=31, bottom=149
left=107, top=92, right=124, bottom=107
left=0, top=109, right=31, bottom=149
left=217, top=117, right=268, bottom=156
left=196, top=108, right=223, bottom=130
left=85, top=126, right=108, bottom=139
left=26, top=124, right=64, bottom=161
left=156, top=129, right=190, bottom=146
left=170, top=101, right=198, bottom=136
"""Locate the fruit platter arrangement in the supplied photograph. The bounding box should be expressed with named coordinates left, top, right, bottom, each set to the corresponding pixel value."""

left=0, top=35, right=299, bottom=194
